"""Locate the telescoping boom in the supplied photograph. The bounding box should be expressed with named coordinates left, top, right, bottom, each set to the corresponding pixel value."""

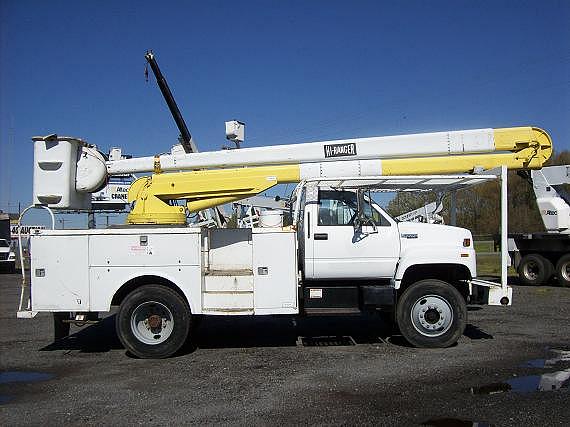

left=121, top=126, right=551, bottom=224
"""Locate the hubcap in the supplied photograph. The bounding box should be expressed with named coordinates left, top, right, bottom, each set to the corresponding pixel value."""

left=130, top=301, right=174, bottom=345
left=561, top=261, right=570, bottom=282
left=523, top=261, right=539, bottom=280
left=410, top=295, right=453, bottom=337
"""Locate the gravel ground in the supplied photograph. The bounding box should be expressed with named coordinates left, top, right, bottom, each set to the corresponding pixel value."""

left=1, top=272, right=569, bottom=426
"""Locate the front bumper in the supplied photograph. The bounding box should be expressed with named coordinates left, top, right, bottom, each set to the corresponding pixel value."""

left=470, top=278, right=512, bottom=306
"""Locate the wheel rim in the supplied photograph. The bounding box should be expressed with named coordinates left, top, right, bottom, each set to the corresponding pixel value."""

left=130, top=301, right=174, bottom=345
left=522, top=261, right=539, bottom=280
left=561, top=261, right=570, bottom=282
left=410, top=295, right=453, bottom=337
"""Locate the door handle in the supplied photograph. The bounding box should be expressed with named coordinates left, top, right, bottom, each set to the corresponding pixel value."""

left=314, top=233, right=328, bottom=240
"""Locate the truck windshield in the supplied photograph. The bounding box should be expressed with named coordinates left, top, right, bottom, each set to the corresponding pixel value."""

left=0, top=240, right=9, bottom=247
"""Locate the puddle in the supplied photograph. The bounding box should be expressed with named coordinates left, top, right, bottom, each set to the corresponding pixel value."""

left=0, top=371, right=55, bottom=384
left=471, top=349, right=570, bottom=395
left=522, top=349, right=570, bottom=368
left=422, top=418, right=493, bottom=426
left=299, top=336, right=356, bottom=346
left=471, top=369, right=570, bottom=395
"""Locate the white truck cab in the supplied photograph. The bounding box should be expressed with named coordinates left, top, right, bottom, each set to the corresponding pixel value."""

left=0, top=239, right=16, bottom=273
left=297, top=185, right=475, bottom=283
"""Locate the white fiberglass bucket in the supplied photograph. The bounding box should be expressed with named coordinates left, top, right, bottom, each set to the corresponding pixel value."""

left=259, top=210, right=283, bottom=228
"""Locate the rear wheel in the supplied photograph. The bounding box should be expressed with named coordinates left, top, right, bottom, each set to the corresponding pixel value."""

left=556, top=254, right=570, bottom=287
left=396, top=280, right=466, bottom=348
left=116, top=285, right=190, bottom=359
left=518, top=254, right=553, bottom=286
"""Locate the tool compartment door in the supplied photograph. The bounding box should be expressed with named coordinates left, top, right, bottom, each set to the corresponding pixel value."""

left=253, top=230, right=298, bottom=314
left=31, top=234, right=90, bottom=311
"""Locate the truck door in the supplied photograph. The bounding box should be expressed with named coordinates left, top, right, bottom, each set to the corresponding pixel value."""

left=305, top=189, right=400, bottom=279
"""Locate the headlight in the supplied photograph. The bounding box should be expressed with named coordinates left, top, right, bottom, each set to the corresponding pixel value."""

left=8, top=253, right=15, bottom=260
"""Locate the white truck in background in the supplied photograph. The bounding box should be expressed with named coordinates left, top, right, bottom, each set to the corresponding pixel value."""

left=0, top=238, right=16, bottom=273
left=509, top=165, right=570, bottom=286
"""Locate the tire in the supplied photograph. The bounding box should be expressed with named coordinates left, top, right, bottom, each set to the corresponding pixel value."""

left=9, top=262, right=16, bottom=273
left=556, top=254, right=570, bottom=287
left=517, top=254, right=553, bottom=286
left=53, top=312, right=71, bottom=340
left=116, top=285, right=190, bottom=359
left=396, top=279, right=466, bottom=348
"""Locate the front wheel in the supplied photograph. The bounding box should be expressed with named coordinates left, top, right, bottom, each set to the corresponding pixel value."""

left=396, top=280, right=466, bottom=348
left=116, top=285, right=190, bottom=359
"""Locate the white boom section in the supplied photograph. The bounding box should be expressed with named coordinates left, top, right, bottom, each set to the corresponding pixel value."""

left=531, top=165, right=570, bottom=233
left=107, top=129, right=495, bottom=174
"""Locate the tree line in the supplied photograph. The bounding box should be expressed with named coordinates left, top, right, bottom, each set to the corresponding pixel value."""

left=385, top=151, right=570, bottom=236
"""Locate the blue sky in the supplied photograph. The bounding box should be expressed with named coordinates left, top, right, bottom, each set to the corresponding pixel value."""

left=1, top=0, right=569, bottom=225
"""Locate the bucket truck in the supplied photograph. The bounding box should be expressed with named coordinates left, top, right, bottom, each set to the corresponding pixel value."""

left=509, top=165, right=570, bottom=286
left=18, top=125, right=552, bottom=358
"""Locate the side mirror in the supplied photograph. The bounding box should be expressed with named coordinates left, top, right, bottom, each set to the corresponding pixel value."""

left=353, top=190, right=378, bottom=235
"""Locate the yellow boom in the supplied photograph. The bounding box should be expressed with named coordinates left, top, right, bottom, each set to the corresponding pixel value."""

left=127, top=126, right=552, bottom=224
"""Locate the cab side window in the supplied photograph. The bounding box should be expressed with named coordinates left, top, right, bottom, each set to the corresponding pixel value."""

left=318, top=191, right=356, bottom=226
left=318, top=190, right=391, bottom=226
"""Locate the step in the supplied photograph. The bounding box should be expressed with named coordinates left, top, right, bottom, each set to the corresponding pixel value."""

left=202, top=308, right=254, bottom=315
left=202, top=291, right=254, bottom=310
left=204, top=269, right=253, bottom=276
left=203, top=275, right=254, bottom=292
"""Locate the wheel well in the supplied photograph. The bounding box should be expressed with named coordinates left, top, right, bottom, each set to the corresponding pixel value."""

left=399, top=264, right=471, bottom=299
left=111, top=275, right=189, bottom=307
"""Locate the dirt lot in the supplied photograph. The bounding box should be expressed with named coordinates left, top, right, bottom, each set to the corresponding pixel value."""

left=1, top=272, right=569, bottom=426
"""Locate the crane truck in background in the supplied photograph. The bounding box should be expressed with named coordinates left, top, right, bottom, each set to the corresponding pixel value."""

left=509, top=165, right=570, bottom=286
